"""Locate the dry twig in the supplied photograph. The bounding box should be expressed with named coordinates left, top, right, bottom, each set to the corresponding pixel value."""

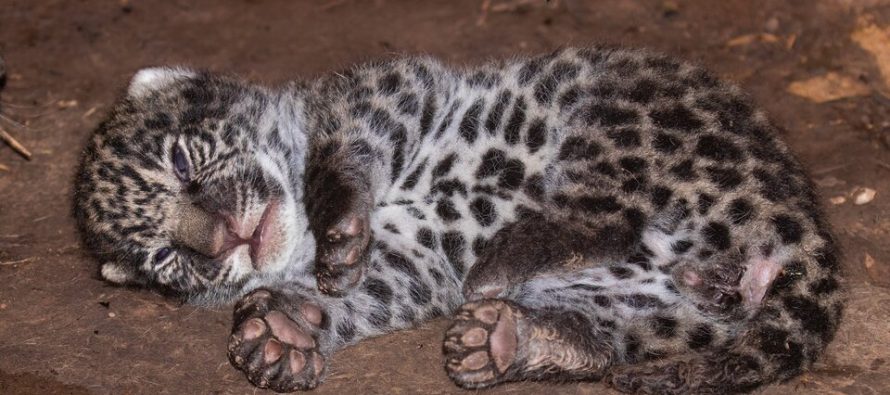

left=0, top=125, right=31, bottom=160
left=0, top=257, right=36, bottom=266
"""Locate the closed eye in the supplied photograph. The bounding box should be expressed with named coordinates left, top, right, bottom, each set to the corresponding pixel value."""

left=172, top=144, right=191, bottom=181
left=154, top=247, right=173, bottom=263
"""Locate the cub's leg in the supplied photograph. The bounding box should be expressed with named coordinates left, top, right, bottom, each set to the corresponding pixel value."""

left=229, top=204, right=462, bottom=391
left=443, top=298, right=613, bottom=388
left=445, top=264, right=698, bottom=388
left=304, top=136, right=375, bottom=296
left=462, top=212, right=597, bottom=300
left=444, top=237, right=842, bottom=393
left=462, top=198, right=689, bottom=300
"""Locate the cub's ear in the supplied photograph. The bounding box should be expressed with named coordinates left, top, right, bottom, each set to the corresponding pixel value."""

left=127, top=67, right=195, bottom=98
left=100, top=262, right=133, bottom=285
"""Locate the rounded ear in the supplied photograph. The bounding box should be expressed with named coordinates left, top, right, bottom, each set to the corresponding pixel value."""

left=100, top=262, right=133, bottom=284
left=127, top=67, right=195, bottom=98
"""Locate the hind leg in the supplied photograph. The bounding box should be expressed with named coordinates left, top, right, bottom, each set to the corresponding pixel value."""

left=443, top=298, right=613, bottom=388
left=463, top=206, right=651, bottom=300
left=462, top=211, right=594, bottom=299
left=444, top=261, right=697, bottom=388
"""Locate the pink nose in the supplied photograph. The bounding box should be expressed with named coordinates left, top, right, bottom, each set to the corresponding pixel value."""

left=214, top=227, right=251, bottom=258
left=213, top=215, right=264, bottom=258
left=209, top=201, right=276, bottom=267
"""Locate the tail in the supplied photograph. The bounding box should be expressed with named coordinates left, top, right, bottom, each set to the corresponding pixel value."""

left=605, top=243, right=844, bottom=394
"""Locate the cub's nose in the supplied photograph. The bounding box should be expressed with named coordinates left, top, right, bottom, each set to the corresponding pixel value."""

left=174, top=203, right=230, bottom=257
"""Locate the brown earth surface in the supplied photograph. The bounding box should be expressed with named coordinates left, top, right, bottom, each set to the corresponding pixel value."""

left=1, top=1, right=889, bottom=394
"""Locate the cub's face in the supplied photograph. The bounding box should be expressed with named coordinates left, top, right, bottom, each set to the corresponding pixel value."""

left=74, top=68, right=312, bottom=304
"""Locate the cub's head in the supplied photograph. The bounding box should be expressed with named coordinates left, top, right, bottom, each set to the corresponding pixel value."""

left=74, top=67, right=312, bottom=304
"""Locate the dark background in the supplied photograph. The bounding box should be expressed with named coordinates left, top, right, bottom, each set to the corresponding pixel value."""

left=1, top=1, right=888, bottom=394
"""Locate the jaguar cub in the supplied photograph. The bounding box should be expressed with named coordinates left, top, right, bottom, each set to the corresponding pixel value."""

left=74, top=47, right=842, bottom=393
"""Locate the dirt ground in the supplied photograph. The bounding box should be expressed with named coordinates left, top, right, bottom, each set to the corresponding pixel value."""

left=1, top=0, right=889, bottom=394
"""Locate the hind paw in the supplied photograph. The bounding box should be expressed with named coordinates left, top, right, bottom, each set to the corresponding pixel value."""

left=676, top=257, right=782, bottom=317
left=227, top=290, right=327, bottom=392
left=442, top=299, right=522, bottom=388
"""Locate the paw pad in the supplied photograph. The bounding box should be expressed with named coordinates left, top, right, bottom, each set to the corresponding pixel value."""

left=315, top=214, right=370, bottom=295
left=227, top=290, right=327, bottom=392
left=442, top=299, right=522, bottom=389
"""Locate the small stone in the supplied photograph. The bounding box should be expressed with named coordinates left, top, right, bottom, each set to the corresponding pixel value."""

left=57, top=99, right=78, bottom=109
left=764, top=17, right=780, bottom=33
left=661, top=1, right=679, bottom=18
left=852, top=187, right=876, bottom=205
left=863, top=253, right=890, bottom=288
left=829, top=196, right=846, bottom=205
left=726, top=33, right=779, bottom=47
left=107, top=312, right=116, bottom=318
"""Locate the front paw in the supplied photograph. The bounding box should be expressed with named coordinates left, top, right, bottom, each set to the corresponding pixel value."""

left=314, top=212, right=370, bottom=296
left=228, top=290, right=327, bottom=392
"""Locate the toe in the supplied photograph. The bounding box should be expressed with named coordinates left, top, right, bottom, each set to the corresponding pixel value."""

left=241, top=318, right=267, bottom=340
left=300, top=303, right=324, bottom=327
left=229, top=318, right=268, bottom=364
left=263, top=338, right=284, bottom=363
left=289, top=349, right=307, bottom=374
left=266, top=311, right=315, bottom=349
left=344, top=216, right=363, bottom=236
left=311, top=351, right=326, bottom=376
left=344, top=246, right=362, bottom=265
left=236, top=290, right=272, bottom=311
